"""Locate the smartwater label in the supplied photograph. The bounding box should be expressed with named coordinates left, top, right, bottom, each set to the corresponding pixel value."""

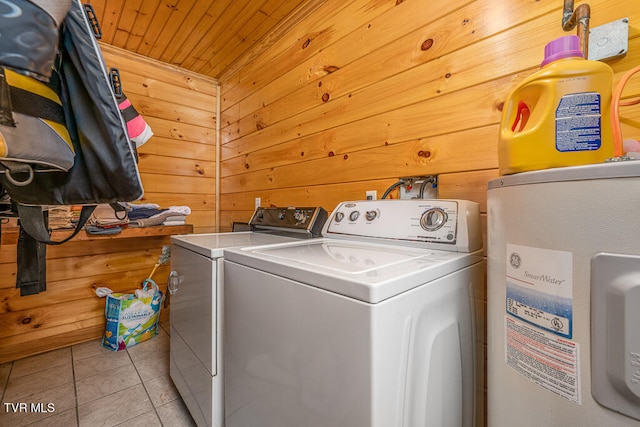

left=555, top=92, right=602, bottom=152
left=505, top=244, right=573, bottom=338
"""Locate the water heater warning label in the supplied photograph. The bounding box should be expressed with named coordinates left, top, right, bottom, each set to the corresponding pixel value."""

left=505, top=316, right=581, bottom=404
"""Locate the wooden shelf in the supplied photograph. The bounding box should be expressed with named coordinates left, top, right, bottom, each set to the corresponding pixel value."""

left=71, top=224, right=193, bottom=241
left=1, top=224, right=193, bottom=245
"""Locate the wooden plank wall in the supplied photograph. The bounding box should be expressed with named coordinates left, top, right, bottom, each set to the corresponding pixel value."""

left=101, top=44, right=219, bottom=234
left=218, top=0, right=640, bottom=424
left=0, top=46, right=218, bottom=364
left=219, top=0, right=640, bottom=222
left=0, top=231, right=175, bottom=364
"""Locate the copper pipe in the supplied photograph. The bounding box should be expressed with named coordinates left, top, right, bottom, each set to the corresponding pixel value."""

left=562, top=1, right=591, bottom=58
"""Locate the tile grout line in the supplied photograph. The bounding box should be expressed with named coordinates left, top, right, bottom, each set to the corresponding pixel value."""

left=0, top=362, right=14, bottom=415
left=126, top=344, right=165, bottom=426
left=71, top=346, right=80, bottom=427
left=2, top=324, right=177, bottom=426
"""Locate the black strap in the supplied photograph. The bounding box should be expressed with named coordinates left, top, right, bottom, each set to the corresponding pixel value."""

left=9, top=85, right=66, bottom=125
left=109, top=202, right=127, bottom=221
left=119, top=104, right=139, bottom=122
left=17, top=204, right=96, bottom=245
left=14, top=204, right=96, bottom=296
left=16, top=214, right=47, bottom=296
left=0, top=68, right=15, bottom=127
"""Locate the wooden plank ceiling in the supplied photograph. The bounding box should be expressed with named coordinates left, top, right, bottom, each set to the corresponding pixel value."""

left=86, top=0, right=319, bottom=81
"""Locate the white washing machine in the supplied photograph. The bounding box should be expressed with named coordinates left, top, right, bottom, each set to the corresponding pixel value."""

left=168, top=207, right=327, bottom=427
left=223, top=199, right=484, bottom=427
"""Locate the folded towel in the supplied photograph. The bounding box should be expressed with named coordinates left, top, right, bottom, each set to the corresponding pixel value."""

left=88, top=204, right=128, bottom=227
left=127, top=208, right=167, bottom=220
left=162, top=220, right=186, bottom=226
left=85, top=225, right=123, bottom=235
left=167, top=206, right=191, bottom=215
left=123, top=202, right=161, bottom=210
left=129, top=211, right=176, bottom=228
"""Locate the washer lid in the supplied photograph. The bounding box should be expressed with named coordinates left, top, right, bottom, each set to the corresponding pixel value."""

left=224, top=238, right=483, bottom=303
left=170, top=232, right=298, bottom=258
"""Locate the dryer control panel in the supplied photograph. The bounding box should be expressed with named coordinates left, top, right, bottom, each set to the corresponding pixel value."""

left=323, top=199, right=482, bottom=252
left=250, top=206, right=328, bottom=237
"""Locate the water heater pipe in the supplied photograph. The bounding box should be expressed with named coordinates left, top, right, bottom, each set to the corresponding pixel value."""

left=562, top=0, right=590, bottom=58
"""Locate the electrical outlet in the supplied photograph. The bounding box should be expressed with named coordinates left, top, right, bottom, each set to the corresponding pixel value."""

left=366, top=190, right=377, bottom=200
left=255, top=197, right=261, bottom=209
left=399, top=176, right=438, bottom=199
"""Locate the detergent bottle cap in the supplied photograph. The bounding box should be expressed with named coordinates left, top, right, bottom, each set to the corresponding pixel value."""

left=541, top=35, right=584, bottom=67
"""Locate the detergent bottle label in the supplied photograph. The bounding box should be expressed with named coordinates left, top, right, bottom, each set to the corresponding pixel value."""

left=555, top=92, right=602, bottom=152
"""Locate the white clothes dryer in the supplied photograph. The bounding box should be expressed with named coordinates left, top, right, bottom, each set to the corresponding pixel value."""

left=168, top=207, right=327, bottom=427
left=223, top=199, right=484, bottom=427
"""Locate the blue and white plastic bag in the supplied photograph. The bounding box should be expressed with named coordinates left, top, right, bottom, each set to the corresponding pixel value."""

left=100, top=279, right=163, bottom=351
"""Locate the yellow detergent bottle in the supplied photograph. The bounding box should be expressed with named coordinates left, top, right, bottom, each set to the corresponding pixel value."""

left=498, top=35, right=613, bottom=175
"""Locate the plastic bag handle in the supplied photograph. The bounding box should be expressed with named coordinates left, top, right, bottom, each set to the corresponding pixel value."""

left=142, top=278, right=159, bottom=292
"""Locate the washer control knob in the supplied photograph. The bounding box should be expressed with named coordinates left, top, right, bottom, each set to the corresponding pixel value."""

left=335, top=212, right=345, bottom=222
left=294, top=210, right=307, bottom=223
left=365, top=210, right=378, bottom=221
left=420, top=208, right=447, bottom=231
left=349, top=211, right=360, bottom=221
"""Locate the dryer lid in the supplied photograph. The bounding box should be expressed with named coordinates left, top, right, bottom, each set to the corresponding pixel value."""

left=224, top=238, right=482, bottom=303
left=170, top=232, right=298, bottom=258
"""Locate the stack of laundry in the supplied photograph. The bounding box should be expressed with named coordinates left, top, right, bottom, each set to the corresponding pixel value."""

left=48, top=206, right=74, bottom=230
left=124, top=203, right=190, bottom=228
left=70, top=205, right=83, bottom=226
left=85, top=204, right=129, bottom=235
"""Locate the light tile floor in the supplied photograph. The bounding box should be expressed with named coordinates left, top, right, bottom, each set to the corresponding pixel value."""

left=0, top=320, right=196, bottom=426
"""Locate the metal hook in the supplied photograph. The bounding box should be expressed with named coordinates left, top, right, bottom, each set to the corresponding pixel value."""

left=2, top=162, right=34, bottom=186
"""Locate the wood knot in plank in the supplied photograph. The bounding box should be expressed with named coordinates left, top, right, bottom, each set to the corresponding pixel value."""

left=421, top=39, right=434, bottom=51
left=322, top=93, right=330, bottom=102
left=418, top=150, right=431, bottom=158
left=323, top=65, right=339, bottom=73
